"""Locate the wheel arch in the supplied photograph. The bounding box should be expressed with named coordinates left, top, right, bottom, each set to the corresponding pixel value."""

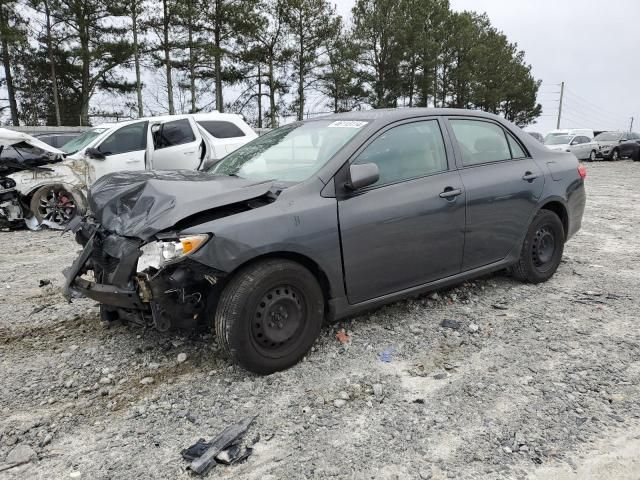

left=223, top=251, right=333, bottom=307
left=539, top=200, right=569, bottom=240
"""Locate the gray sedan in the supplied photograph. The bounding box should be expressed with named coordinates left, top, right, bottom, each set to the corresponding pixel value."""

left=64, top=108, right=586, bottom=374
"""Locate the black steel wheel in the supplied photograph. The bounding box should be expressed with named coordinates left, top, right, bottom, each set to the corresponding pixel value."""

left=215, top=258, right=324, bottom=374
left=30, top=184, right=86, bottom=228
left=511, top=210, right=565, bottom=283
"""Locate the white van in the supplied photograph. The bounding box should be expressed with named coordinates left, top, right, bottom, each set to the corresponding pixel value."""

left=545, top=128, right=595, bottom=141
left=6, top=112, right=257, bottom=229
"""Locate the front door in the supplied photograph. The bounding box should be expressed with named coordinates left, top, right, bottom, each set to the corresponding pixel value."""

left=91, top=121, right=148, bottom=180
left=338, top=119, right=466, bottom=304
left=447, top=118, right=544, bottom=271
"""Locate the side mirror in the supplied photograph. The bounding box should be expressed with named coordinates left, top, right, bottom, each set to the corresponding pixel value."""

left=346, top=163, right=379, bottom=190
left=85, top=147, right=106, bottom=160
left=570, top=140, right=578, bottom=146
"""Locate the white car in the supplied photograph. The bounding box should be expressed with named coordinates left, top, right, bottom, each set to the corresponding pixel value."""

left=6, top=113, right=257, bottom=229
left=544, top=134, right=599, bottom=161
left=545, top=128, right=595, bottom=141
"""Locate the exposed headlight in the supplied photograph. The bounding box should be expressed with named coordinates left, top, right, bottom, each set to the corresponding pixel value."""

left=0, top=177, right=16, bottom=189
left=137, top=234, right=209, bottom=272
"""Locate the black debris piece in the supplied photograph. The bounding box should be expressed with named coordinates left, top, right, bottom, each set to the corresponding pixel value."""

left=39, top=279, right=51, bottom=287
left=184, top=416, right=257, bottom=475
left=215, top=444, right=253, bottom=465
left=440, top=319, right=461, bottom=330
left=492, top=303, right=509, bottom=310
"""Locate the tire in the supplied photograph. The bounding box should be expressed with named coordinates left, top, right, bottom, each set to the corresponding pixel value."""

left=633, top=148, right=640, bottom=161
left=588, top=150, right=597, bottom=162
left=214, top=258, right=324, bottom=374
left=30, top=184, right=87, bottom=228
left=510, top=210, right=565, bottom=284
left=611, top=149, right=620, bottom=161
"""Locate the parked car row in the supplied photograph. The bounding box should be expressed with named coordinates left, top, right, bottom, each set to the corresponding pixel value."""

left=539, top=127, right=640, bottom=162
left=0, top=112, right=257, bottom=230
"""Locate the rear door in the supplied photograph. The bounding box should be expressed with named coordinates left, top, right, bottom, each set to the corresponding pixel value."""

left=151, top=118, right=203, bottom=170
left=92, top=121, right=148, bottom=179
left=337, top=118, right=466, bottom=304
left=446, top=117, right=544, bottom=271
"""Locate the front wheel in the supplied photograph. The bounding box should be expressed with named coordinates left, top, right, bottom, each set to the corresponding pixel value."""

left=214, top=259, right=324, bottom=374
left=588, top=150, right=597, bottom=162
left=510, top=210, right=565, bottom=284
left=611, top=149, right=620, bottom=161
left=30, top=184, right=86, bottom=229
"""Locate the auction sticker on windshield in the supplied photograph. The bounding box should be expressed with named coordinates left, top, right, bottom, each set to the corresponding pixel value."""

left=328, top=121, right=368, bottom=128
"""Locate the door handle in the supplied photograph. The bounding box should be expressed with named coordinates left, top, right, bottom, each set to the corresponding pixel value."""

left=522, top=172, right=538, bottom=182
left=439, top=187, right=463, bottom=199
left=125, top=159, right=139, bottom=164
left=183, top=151, right=195, bottom=155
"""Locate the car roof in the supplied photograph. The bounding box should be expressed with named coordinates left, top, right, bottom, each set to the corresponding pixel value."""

left=317, top=107, right=505, bottom=123
left=93, top=112, right=244, bottom=130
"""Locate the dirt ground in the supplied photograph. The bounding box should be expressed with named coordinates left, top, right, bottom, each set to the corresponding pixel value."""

left=1, top=160, right=639, bottom=480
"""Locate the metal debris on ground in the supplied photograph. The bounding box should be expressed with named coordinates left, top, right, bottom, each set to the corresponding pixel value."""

left=182, top=416, right=256, bottom=475
left=335, top=329, right=350, bottom=344
left=440, top=319, right=461, bottom=330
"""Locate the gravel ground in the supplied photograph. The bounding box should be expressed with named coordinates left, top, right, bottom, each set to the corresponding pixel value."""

left=1, top=160, right=639, bottom=480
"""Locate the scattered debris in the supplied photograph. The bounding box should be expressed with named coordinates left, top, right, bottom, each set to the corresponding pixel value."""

left=335, top=329, right=350, bottom=344
left=38, top=279, right=51, bottom=287
left=492, top=303, right=509, bottom=310
left=183, top=416, right=256, bottom=475
left=140, top=376, right=154, bottom=385
left=378, top=346, right=395, bottom=363
left=440, top=319, right=461, bottom=330
left=468, top=323, right=479, bottom=333
left=177, top=352, right=188, bottom=363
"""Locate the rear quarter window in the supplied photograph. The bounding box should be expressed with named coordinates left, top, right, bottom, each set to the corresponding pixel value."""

left=197, top=120, right=246, bottom=139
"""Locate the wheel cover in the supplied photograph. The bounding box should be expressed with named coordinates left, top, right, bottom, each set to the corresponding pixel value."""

left=38, top=187, right=77, bottom=225
left=532, top=225, right=556, bottom=271
left=251, top=285, right=306, bottom=357
left=590, top=151, right=596, bottom=161
left=613, top=150, right=619, bottom=160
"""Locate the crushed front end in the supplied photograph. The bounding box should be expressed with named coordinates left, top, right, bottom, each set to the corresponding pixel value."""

left=63, top=219, right=223, bottom=330
left=0, top=177, right=25, bottom=229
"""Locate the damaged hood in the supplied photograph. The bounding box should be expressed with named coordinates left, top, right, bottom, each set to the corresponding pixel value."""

left=0, top=128, right=65, bottom=155
left=89, top=170, right=275, bottom=240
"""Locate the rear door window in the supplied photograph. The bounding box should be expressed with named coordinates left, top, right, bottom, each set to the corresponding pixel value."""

left=154, top=119, right=196, bottom=149
left=449, top=119, right=513, bottom=166
left=197, top=120, right=245, bottom=139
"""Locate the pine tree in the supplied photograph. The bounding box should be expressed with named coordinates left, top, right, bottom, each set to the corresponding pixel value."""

left=0, top=0, right=24, bottom=125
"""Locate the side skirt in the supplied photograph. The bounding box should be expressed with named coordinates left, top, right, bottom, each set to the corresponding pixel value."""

left=327, top=256, right=516, bottom=322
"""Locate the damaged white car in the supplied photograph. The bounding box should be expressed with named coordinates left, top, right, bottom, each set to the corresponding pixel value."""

left=1, top=113, right=256, bottom=230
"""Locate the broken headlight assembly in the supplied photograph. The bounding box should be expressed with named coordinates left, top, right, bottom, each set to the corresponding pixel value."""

left=137, top=234, right=209, bottom=272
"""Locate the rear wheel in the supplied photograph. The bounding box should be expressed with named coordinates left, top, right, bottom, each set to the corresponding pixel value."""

left=30, top=184, right=86, bottom=229
left=511, top=210, right=565, bottom=284
left=214, top=259, right=324, bottom=374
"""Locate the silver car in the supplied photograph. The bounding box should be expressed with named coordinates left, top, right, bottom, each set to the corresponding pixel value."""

left=544, top=134, right=598, bottom=161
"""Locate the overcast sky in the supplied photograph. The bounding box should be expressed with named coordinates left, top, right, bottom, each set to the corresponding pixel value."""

left=334, top=0, right=640, bottom=133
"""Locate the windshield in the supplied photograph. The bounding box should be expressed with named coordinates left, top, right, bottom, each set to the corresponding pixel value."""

left=545, top=135, right=572, bottom=145
left=595, top=132, right=621, bottom=142
left=61, top=128, right=108, bottom=154
left=209, top=120, right=367, bottom=182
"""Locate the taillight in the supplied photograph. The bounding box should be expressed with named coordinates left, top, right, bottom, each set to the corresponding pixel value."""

left=578, top=164, right=587, bottom=179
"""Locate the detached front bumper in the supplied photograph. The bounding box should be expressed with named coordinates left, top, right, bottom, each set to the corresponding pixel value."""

left=64, top=221, right=222, bottom=330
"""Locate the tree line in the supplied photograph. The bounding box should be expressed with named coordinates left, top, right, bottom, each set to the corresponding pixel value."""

left=0, top=0, right=542, bottom=128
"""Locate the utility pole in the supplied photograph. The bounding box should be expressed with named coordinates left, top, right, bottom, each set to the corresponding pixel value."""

left=556, top=81, right=564, bottom=129
left=630, top=117, right=634, bottom=132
